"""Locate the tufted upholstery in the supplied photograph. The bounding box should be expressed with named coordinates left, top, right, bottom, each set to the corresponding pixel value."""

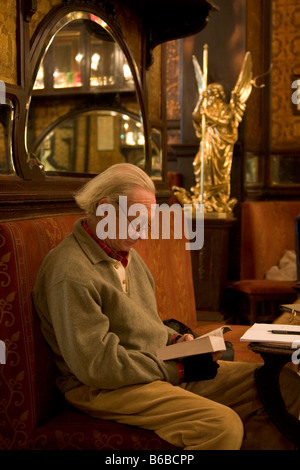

left=231, top=201, right=300, bottom=324
left=0, top=213, right=254, bottom=450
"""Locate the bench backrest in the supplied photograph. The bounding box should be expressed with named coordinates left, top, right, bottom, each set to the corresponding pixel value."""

left=240, top=201, right=300, bottom=279
left=0, top=214, right=196, bottom=448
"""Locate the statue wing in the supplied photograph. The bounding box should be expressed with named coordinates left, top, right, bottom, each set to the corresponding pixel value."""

left=230, top=52, right=253, bottom=125
left=192, top=55, right=204, bottom=96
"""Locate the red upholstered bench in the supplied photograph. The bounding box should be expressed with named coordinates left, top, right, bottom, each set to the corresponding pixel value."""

left=0, top=214, right=255, bottom=450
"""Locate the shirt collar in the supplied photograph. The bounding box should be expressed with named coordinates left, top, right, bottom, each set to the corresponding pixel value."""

left=82, top=220, right=129, bottom=267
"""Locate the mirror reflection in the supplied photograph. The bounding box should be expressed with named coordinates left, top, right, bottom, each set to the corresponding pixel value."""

left=271, top=155, right=300, bottom=185
left=32, top=13, right=135, bottom=92
left=150, top=128, right=163, bottom=179
left=34, top=110, right=145, bottom=174
left=26, top=12, right=151, bottom=176
left=0, top=100, right=14, bottom=175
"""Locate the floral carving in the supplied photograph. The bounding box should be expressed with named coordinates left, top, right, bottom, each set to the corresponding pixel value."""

left=0, top=329, right=28, bottom=450
left=0, top=252, right=11, bottom=288
left=0, top=292, right=15, bottom=328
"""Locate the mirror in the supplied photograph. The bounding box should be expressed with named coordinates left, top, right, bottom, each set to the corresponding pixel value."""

left=150, top=128, right=163, bottom=179
left=0, top=99, right=14, bottom=175
left=271, top=154, right=300, bottom=185
left=26, top=11, right=150, bottom=176
left=34, top=109, right=145, bottom=174
left=245, top=153, right=261, bottom=185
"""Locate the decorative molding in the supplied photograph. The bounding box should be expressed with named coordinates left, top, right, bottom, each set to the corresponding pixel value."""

left=62, top=0, right=117, bottom=22
left=23, top=0, right=37, bottom=22
left=144, top=0, right=216, bottom=68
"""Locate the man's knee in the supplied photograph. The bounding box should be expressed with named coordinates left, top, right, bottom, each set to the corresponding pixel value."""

left=218, top=406, right=244, bottom=449
left=187, top=403, right=244, bottom=450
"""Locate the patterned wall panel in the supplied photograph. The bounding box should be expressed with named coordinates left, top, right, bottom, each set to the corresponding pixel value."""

left=147, top=46, right=162, bottom=123
left=165, top=41, right=181, bottom=122
left=271, top=0, right=300, bottom=152
left=165, top=40, right=181, bottom=144
left=0, top=2, right=17, bottom=84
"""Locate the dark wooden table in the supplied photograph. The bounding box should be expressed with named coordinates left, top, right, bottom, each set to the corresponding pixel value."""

left=249, top=342, right=300, bottom=448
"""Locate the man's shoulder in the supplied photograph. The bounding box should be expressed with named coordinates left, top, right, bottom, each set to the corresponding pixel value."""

left=46, top=231, right=78, bottom=260
left=130, top=248, right=154, bottom=284
left=36, top=230, right=93, bottom=286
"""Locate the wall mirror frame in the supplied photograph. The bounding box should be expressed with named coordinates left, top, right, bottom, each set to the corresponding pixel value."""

left=0, top=98, right=15, bottom=176
left=0, top=0, right=215, bottom=216
left=32, top=106, right=148, bottom=176
left=22, top=2, right=151, bottom=186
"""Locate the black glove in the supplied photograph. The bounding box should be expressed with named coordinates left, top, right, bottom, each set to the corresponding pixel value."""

left=181, top=353, right=219, bottom=382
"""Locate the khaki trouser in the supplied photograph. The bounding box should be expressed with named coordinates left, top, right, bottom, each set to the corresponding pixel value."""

left=65, top=361, right=300, bottom=450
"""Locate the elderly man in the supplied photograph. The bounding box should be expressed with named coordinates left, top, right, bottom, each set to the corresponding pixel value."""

left=33, top=163, right=299, bottom=450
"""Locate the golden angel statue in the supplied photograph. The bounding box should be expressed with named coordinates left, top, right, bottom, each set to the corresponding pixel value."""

left=174, top=50, right=254, bottom=214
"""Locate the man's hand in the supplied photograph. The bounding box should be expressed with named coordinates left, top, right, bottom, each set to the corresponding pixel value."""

left=212, top=351, right=222, bottom=361
left=176, top=335, right=222, bottom=362
left=176, top=334, right=194, bottom=343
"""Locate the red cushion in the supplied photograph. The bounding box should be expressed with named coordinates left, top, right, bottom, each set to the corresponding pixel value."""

left=231, top=279, right=297, bottom=295
left=27, top=409, right=178, bottom=450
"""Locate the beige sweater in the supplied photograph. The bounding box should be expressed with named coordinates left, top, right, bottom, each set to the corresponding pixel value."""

left=33, top=219, right=180, bottom=393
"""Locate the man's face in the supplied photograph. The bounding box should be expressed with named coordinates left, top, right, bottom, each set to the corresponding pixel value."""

left=108, top=186, right=156, bottom=252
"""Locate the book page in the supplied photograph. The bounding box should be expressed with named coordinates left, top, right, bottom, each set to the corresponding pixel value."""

left=156, top=326, right=231, bottom=360
left=198, top=326, right=231, bottom=339
left=240, top=323, right=300, bottom=345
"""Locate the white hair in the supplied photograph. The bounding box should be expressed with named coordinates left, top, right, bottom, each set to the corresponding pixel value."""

left=74, top=163, right=155, bottom=217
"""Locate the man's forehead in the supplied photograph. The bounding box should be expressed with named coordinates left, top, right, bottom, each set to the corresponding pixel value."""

left=127, top=188, right=156, bottom=206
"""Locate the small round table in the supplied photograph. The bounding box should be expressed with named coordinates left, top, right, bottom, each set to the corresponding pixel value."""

left=249, top=342, right=300, bottom=448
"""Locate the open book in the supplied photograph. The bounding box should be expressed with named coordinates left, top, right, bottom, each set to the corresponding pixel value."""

left=240, top=323, right=300, bottom=347
left=156, top=326, right=231, bottom=361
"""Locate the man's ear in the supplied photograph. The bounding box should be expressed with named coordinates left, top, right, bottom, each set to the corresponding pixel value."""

left=97, top=197, right=110, bottom=207
left=95, top=198, right=113, bottom=220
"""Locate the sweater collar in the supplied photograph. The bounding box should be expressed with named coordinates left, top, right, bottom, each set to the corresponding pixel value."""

left=82, top=220, right=129, bottom=267
left=72, top=218, right=131, bottom=267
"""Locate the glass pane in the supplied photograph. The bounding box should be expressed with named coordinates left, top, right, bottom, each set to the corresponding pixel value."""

left=133, top=128, right=163, bottom=179
left=90, top=39, right=116, bottom=86
left=35, top=110, right=145, bottom=174
left=0, top=101, right=15, bottom=175
left=120, top=114, right=144, bottom=147
left=271, top=154, right=300, bottom=185
left=245, top=153, right=260, bottom=184
left=27, top=12, right=144, bottom=176
left=33, top=17, right=135, bottom=92
left=53, top=30, right=83, bottom=88
left=34, top=64, right=45, bottom=90
left=151, top=128, right=163, bottom=179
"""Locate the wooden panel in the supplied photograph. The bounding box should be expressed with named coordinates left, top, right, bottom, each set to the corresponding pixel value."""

left=191, top=217, right=236, bottom=319
left=271, top=0, right=300, bottom=152
left=0, top=2, right=17, bottom=84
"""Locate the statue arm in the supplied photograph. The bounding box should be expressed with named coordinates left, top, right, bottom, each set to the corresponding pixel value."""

left=201, top=105, right=233, bottom=127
